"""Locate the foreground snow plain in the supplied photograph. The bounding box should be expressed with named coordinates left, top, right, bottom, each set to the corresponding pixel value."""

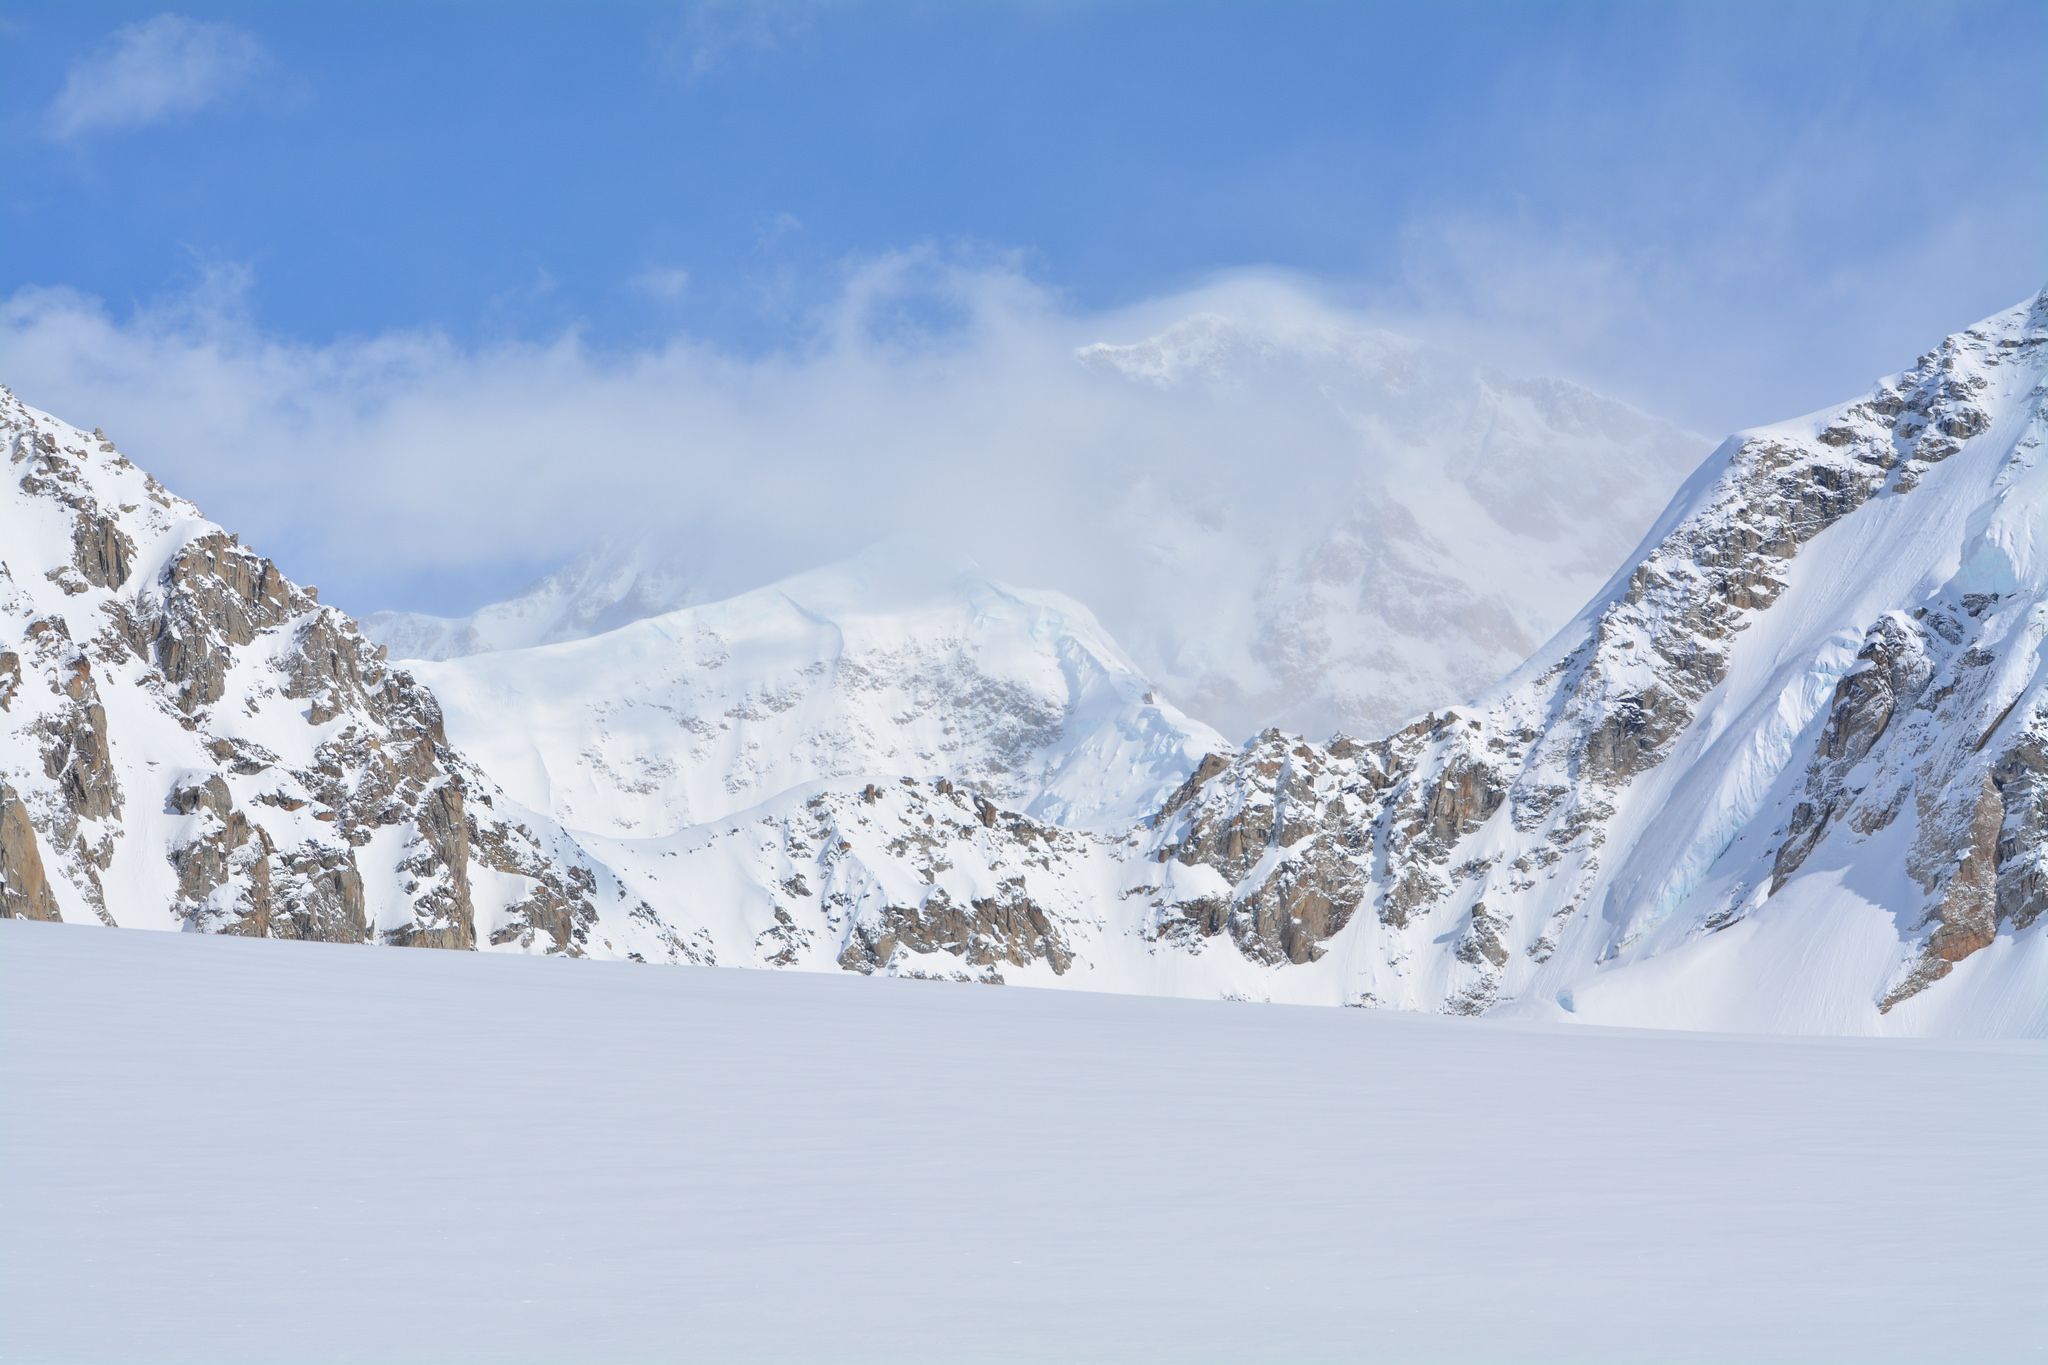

left=3, top=920, right=2041, bottom=1365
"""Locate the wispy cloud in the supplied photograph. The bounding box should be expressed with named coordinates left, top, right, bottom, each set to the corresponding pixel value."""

left=6, top=244, right=2032, bottom=707
left=661, top=0, right=818, bottom=82
left=631, top=266, right=692, bottom=301
left=0, top=251, right=1704, bottom=662
left=43, top=13, right=269, bottom=141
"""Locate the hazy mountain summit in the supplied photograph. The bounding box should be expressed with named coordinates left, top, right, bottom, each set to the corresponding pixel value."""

left=362, top=537, right=708, bottom=662
left=1075, top=313, right=1710, bottom=740
left=365, top=316, right=1708, bottom=744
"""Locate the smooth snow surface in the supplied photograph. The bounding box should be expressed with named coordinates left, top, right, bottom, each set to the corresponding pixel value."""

left=3, top=921, right=2041, bottom=1365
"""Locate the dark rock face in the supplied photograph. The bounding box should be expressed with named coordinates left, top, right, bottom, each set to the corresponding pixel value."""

left=72, top=510, right=133, bottom=590
left=1885, top=775, right=2006, bottom=1010
left=1874, top=680, right=2048, bottom=1010
left=1152, top=730, right=1386, bottom=962
left=476, top=818, right=599, bottom=954
left=42, top=658, right=119, bottom=823
left=838, top=876, right=1071, bottom=976
left=1773, top=616, right=1935, bottom=892
left=1580, top=686, right=1685, bottom=785
left=0, top=780, right=61, bottom=921
left=1743, top=578, right=2048, bottom=1015
left=1990, top=720, right=2048, bottom=935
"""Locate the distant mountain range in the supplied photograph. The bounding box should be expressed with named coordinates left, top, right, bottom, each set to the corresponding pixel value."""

left=5, top=293, right=2043, bottom=1035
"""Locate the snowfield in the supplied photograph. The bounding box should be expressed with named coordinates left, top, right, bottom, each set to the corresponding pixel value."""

left=2, top=919, right=2041, bottom=1365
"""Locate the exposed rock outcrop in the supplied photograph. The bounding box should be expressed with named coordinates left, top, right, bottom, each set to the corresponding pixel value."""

left=0, top=388, right=648, bottom=954
left=816, top=779, right=1081, bottom=977
left=1, top=779, right=60, bottom=921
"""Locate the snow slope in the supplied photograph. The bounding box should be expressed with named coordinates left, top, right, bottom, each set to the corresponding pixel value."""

left=368, top=315, right=1706, bottom=745
left=411, top=541, right=1228, bottom=834
left=4, top=919, right=2040, bottom=1365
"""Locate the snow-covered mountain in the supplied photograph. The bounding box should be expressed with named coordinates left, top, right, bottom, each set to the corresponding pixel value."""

left=365, top=317, right=1707, bottom=744
left=536, top=290, right=2048, bottom=1033
left=410, top=542, right=1228, bottom=834
left=6, top=290, right=2044, bottom=1036
left=0, top=389, right=696, bottom=956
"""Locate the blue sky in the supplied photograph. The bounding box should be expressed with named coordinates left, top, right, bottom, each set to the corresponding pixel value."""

left=3, top=2, right=2044, bottom=614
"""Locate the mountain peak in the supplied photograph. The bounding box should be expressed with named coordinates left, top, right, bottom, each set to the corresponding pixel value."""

left=411, top=541, right=1227, bottom=836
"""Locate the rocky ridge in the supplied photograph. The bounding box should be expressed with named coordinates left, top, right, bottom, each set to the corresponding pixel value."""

left=1122, top=289, right=2048, bottom=1022
left=0, top=388, right=694, bottom=956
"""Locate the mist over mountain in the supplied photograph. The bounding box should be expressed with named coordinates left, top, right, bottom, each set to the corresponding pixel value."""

left=366, top=307, right=1706, bottom=745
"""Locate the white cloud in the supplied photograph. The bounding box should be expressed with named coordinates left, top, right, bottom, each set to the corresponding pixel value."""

left=41, top=245, right=2038, bottom=741
left=12, top=237, right=2034, bottom=736
left=1, top=252, right=1183, bottom=610
left=43, top=13, right=268, bottom=141
left=5, top=247, right=2032, bottom=638
left=0, top=253, right=1732, bottom=739
left=631, top=266, right=692, bottom=300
